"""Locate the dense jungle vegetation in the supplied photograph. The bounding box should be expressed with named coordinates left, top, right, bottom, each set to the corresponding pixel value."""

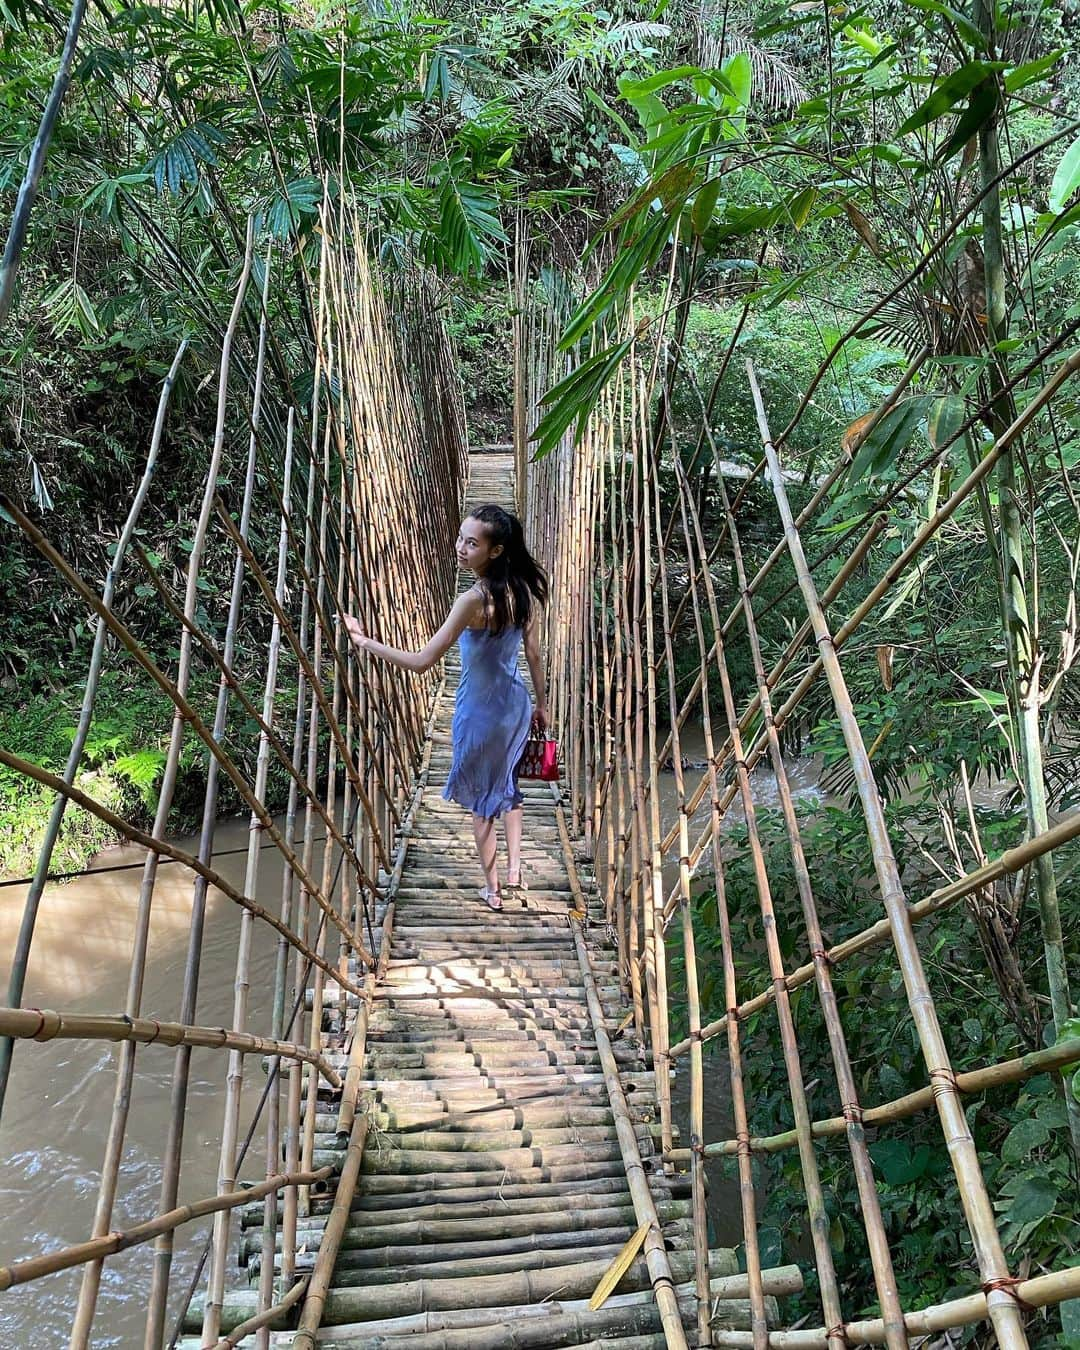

left=2, top=0, right=1079, bottom=1343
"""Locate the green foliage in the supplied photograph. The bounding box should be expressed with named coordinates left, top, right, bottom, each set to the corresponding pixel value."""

left=447, top=291, right=515, bottom=442
left=669, top=805, right=1080, bottom=1338
left=0, top=667, right=302, bottom=876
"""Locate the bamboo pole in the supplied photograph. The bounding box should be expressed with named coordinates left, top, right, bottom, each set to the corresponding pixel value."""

left=0, top=748, right=365, bottom=999
left=670, top=798, right=1080, bottom=1058
left=647, top=439, right=711, bottom=1344
left=665, top=1035, right=1080, bottom=1161
left=2, top=492, right=375, bottom=970
left=748, top=357, right=1029, bottom=1350
left=0, top=1166, right=331, bottom=1292
left=146, top=247, right=275, bottom=1347
left=709, top=459, right=907, bottom=1349
left=709, top=1264, right=1080, bottom=1349
left=0, top=339, right=187, bottom=1122
left=0, top=1007, right=341, bottom=1082
left=69, top=227, right=257, bottom=1350
left=256, top=406, right=299, bottom=1350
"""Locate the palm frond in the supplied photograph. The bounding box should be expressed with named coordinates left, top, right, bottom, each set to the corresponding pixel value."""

left=692, top=10, right=808, bottom=111
left=601, top=21, right=672, bottom=59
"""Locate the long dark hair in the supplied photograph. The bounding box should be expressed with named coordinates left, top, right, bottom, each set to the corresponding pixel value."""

left=471, top=503, right=548, bottom=635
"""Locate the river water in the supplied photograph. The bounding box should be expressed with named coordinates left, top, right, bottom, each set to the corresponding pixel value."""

left=0, top=819, right=298, bottom=1349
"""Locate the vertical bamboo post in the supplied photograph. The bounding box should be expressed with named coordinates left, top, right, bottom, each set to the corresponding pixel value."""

left=747, top=357, right=1029, bottom=1350
left=710, top=459, right=908, bottom=1350
left=145, top=243, right=274, bottom=1350
left=70, top=223, right=256, bottom=1350
left=0, top=340, right=187, bottom=1122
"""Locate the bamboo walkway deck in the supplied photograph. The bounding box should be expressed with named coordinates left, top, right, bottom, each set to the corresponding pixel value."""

left=179, top=454, right=754, bottom=1348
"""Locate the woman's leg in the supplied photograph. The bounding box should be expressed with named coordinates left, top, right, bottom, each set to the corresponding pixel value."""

left=504, top=805, right=523, bottom=886
left=471, top=812, right=500, bottom=895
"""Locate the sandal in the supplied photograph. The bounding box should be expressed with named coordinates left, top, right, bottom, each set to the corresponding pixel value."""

left=504, top=862, right=528, bottom=895
left=478, top=886, right=503, bottom=912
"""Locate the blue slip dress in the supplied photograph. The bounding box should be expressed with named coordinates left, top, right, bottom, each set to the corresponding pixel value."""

left=443, top=620, right=533, bottom=820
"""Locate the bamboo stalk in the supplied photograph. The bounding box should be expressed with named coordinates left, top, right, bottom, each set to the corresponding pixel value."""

left=69, top=227, right=257, bottom=1350
left=0, top=0, right=88, bottom=324
left=748, top=357, right=1028, bottom=1350
left=256, top=407, right=300, bottom=1350
left=0, top=1007, right=341, bottom=1082
left=552, top=788, right=690, bottom=1350
left=0, top=748, right=364, bottom=998
left=213, top=1275, right=309, bottom=1349
left=0, top=339, right=187, bottom=1122
left=708, top=460, right=907, bottom=1349
left=648, top=440, right=711, bottom=1345
left=665, top=1036, right=1080, bottom=1161
left=708, top=1263, right=1080, bottom=1348
left=146, top=249, right=275, bottom=1347
left=0, top=1166, right=330, bottom=1291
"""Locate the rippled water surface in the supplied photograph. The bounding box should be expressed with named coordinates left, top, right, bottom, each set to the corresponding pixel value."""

left=0, top=819, right=297, bottom=1349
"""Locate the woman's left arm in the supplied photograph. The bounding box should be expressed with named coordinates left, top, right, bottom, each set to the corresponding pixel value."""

left=523, top=610, right=549, bottom=729
left=344, top=592, right=480, bottom=673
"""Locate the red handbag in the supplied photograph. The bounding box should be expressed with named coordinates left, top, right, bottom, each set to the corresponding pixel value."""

left=517, top=727, right=561, bottom=781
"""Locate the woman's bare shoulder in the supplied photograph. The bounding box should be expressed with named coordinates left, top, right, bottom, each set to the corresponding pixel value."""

left=460, top=583, right=488, bottom=627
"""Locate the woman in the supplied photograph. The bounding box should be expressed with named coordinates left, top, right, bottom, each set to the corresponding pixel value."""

left=344, top=503, right=549, bottom=912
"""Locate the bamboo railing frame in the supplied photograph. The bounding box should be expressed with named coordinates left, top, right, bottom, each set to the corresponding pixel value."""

left=0, top=201, right=468, bottom=1349
left=517, top=230, right=1079, bottom=1350
left=3, top=159, right=1077, bottom=1350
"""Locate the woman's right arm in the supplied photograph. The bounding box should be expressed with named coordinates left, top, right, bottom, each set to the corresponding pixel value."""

left=344, top=590, right=481, bottom=673
left=523, top=610, right=549, bottom=729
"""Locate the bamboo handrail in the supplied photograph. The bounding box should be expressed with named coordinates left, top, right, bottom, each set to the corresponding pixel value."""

left=0, top=493, right=376, bottom=973
left=0, top=1007, right=342, bottom=1084
left=669, top=784, right=1080, bottom=1058
left=0, top=1165, right=331, bottom=1292
left=710, top=1265, right=1080, bottom=1349
left=748, top=357, right=1027, bottom=1350
left=666, top=1037, right=1080, bottom=1162
left=0, top=747, right=366, bottom=1000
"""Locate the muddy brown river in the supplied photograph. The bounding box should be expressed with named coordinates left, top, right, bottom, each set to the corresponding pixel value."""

left=0, top=818, right=299, bottom=1349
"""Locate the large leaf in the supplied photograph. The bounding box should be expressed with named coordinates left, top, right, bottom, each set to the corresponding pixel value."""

left=926, top=393, right=965, bottom=450
left=265, top=177, right=323, bottom=240
left=870, top=1139, right=933, bottom=1184
left=559, top=209, right=671, bottom=350
left=620, top=65, right=735, bottom=101
left=898, top=61, right=1003, bottom=136
left=1000, top=1118, right=1050, bottom=1164
left=147, top=122, right=225, bottom=198
left=934, top=79, right=998, bottom=163
left=846, top=396, right=932, bottom=482
left=1004, top=49, right=1064, bottom=93
left=1050, top=133, right=1080, bottom=214
left=434, top=169, right=507, bottom=277
left=1005, top=1175, right=1060, bottom=1225
left=531, top=337, right=634, bottom=459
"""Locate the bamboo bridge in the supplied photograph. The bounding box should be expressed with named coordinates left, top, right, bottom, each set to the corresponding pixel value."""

left=1, top=212, right=1079, bottom=1350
